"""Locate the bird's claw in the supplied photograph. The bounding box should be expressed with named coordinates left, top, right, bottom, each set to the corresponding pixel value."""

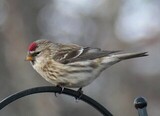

left=55, top=85, right=64, bottom=97
left=75, top=87, right=83, bottom=101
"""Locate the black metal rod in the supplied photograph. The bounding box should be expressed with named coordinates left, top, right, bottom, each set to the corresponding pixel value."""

left=0, top=86, right=112, bottom=116
left=134, top=97, right=148, bottom=116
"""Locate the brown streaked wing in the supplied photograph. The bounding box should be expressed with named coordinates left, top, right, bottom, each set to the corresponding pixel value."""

left=67, top=47, right=120, bottom=63
left=53, top=43, right=120, bottom=64
left=53, top=44, right=82, bottom=63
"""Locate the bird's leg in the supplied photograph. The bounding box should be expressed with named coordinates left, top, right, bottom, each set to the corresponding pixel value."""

left=75, top=87, right=83, bottom=101
left=55, top=85, right=64, bottom=97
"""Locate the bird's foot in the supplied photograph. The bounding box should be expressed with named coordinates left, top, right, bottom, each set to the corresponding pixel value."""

left=55, top=85, right=64, bottom=97
left=75, top=87, right=83, bottom=101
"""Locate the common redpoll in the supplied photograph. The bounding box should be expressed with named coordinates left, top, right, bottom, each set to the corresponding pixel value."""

left=26, top=39, right=148, bottom=90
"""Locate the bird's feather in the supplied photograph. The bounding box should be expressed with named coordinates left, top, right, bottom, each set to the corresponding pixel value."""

left=53, top=44, right=120, bottom=64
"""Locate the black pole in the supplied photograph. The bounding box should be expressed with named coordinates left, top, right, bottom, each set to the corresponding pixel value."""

left=134, top=97, right=148, bottom=116
left=0, top=86, right=112, bottom=116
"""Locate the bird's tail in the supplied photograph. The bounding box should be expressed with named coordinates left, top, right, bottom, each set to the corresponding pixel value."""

left=113, top=52, right=148, bottom=60
left=100, top=52, right=148, bottom=69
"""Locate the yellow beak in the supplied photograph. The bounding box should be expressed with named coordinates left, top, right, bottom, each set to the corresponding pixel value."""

left=25, top=55, right=33, bottom=61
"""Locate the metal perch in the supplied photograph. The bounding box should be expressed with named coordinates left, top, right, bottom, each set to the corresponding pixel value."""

left=0, top=86, right=112, bottom=116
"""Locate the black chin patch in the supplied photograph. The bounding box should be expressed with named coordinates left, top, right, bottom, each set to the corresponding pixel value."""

left=31, top=60, right=35, bottom=65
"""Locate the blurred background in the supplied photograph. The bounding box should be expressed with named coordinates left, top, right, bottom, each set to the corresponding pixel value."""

left=0, top=0, right=160, bottom=116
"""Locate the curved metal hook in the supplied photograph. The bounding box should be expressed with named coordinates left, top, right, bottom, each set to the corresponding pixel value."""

left=0, top=86, right=112, bottom=116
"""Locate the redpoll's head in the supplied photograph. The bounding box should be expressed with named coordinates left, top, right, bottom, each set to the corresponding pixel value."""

left=26, top=39, right=54, bottom=64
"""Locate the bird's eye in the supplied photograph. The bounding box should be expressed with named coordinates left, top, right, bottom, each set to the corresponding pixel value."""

left=32, top=51, right=41, bottom=56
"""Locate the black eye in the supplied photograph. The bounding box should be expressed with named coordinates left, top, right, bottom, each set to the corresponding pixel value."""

left=32, top=51, right=41, bottom=56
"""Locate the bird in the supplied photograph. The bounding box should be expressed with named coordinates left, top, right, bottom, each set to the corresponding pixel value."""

left=26, top=39, right=148, bottom=93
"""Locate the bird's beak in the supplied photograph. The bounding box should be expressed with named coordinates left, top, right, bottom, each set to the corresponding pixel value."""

left=25, top=54, right=33, bottom=61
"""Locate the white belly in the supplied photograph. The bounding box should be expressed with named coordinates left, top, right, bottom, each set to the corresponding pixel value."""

left=31, top=57, right=113, bottom=88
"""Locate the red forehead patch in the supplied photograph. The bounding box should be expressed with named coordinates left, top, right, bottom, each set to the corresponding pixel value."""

left=28, top=42, right=37, bottom=51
